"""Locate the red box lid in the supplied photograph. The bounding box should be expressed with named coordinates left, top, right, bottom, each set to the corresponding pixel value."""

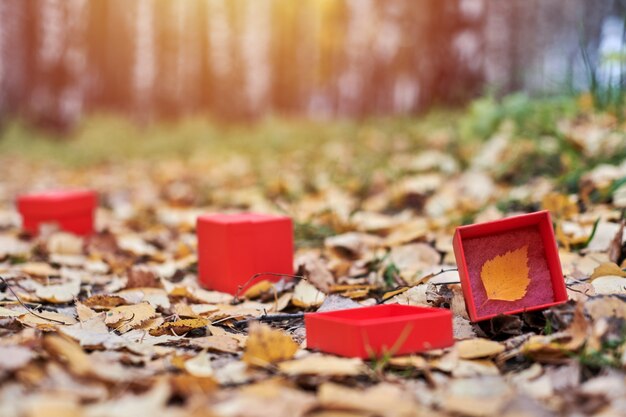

left=17, top=189, right=97, bottom=218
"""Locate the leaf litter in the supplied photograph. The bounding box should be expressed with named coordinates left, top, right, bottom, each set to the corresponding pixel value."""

left=1, top=116, right=626, bottom=416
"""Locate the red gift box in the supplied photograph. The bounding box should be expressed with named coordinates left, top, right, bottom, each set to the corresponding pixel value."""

left=305, top=304, right=453, bottom=358
left=453, top=210, right=567, bottom=322
left=16, top=189, right=97, bottom=236
left=196, top=213, right=294, bottom=294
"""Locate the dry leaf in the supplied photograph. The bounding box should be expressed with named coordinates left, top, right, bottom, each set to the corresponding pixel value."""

left=0, top=306, right=21, bottom=317
left=591, top=276, right=626, bottom=294
left=149, top=318, right=209, bottom=336
left=590, top=262, right=626, bottom=280
left=456, top=338, right=505, bottom=359
left=242, top=322, right=298, bottom=367
left=318, top=382, right=420, bottom=417
left=189, top=335, right=241, bottom=353
left=34, top=275, right=81, bottom=303
left=184, top=351, right=215, bottom=378
left=47, top=232, right=84, bottom=255
left=104, top=302, right=157, bottom=333
left=0, top=345, right=33, bottom=373
left=20, top=262, right=58, bottom=277
left=296, top=254, right=335, bottom=292
left=292, top=280, right=326, bottom=308
left=481, top=245, right=530, bottom=301
left=83, top=294, right=128, bottom=309
left=279, top=354, right=365, bottom=376
left=243, top=280, right=274, bottom=299
left=18, top=311, right=77, bottom=329
left=43, top=334, right=93, bottom=377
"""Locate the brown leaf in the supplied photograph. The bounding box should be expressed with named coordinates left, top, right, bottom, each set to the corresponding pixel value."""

left=590, top=262, right=626, bottom=280
left=296, top=253, right=335, bottom=292
left=126, top=265, right=161, bottom=289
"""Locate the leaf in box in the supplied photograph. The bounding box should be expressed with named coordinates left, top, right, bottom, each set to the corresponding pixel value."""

left=481, top=245, right=530, bottom=301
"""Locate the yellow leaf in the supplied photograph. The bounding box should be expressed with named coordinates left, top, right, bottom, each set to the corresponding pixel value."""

left=242, top=280, right=274, bottom=299
left=149, top=318, right=209, bottom=336
left=456, top=338, right=505, bottom=359
left=242, top=322, right=298, bottom=367
left=480, top=245, right=530, bottom=301
left=590, top=262, right=626, bottom=281
left=104, top=302, right=156, bottom=333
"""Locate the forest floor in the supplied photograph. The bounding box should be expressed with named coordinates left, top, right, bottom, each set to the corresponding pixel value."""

left=1, top=94, right=626, bottom=416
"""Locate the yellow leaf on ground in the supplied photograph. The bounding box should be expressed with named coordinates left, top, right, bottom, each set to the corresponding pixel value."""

left=242, top=280, right=274, bottom=299
left=590, top=262, right=626, bottom=280
left=242, top=322, right=298, bottom=367
left=104, top=302, right=156, bottom=333
left=456, top=338, right=505, bottom=359
left=480, top=245, right=530, bottom=301
left=149, top=318, right=209, bottom=336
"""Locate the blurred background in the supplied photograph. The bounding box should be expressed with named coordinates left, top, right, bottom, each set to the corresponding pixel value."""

left=0, top=0, right=623, bottom=129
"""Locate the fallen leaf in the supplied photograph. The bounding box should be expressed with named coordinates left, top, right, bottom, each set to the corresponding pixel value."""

left=292, top=280, right=326, bottom=308
left=18, top=311, right=77, bottom=329
left=184, top=351, right=215, bottom=378
left=590, top=262, right=626, bottom=280
left=242, top=322, right=298, bottom=367
left=0, top=306, right=21, bottom=317
left=242, top=279, right=274, bottom=299
left=0, top=345, right=33, bottom=374
left=318, top=382, right=421, bottom=417
left=82, top=294, right=128, bottom=309
left=456, top=338, right=505, bottom=359
left=279, top=354, right=365, bottom=376
left=296, top=254, right=335, bottom=292
left=47, top=232, right=84, bottom=255
left=591, top=276, right=626, bottom=294
left=149, top=318, right=209, bottom=336
left=19, top=262, right=58, bottom=277
left=189, top=335, right=241, bottom=353
left=104, top=302, right=157, bottom=333
left=34, top=275, right=81, bottom=303
left=43, top=334, right=93, bottom=377
left=481, top=245, right=530, bottom=301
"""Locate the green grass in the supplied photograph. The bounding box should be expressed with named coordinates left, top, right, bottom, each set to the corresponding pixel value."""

left=1, top=91, right=625, bottom=195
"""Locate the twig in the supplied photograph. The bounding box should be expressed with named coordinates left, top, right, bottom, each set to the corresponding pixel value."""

left=0, top=276, right=67, bottom=324
left=231, top=313, right=305, bottom=328
left=231, top=272, right=305, bottom=304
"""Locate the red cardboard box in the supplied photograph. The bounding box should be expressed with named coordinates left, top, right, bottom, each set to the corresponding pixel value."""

left=196, top=213, right=294, bottom=294
left=305, top=304, right=453, bottom=358
left=453, top=210, right=567, bottom=322
left=17, top=189, right=97, bottom=236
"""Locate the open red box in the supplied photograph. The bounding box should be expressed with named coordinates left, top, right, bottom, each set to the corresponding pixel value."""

left=305, top=304, right=453, bottom=358
left=16, top=189, right=97, bottom=236
left=196, top=213, right=294, bottom=294
left=453, top=210, right=567, bottom=322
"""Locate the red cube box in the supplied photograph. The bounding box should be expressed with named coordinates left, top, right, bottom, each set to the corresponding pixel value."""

left=16, top=189, right=97, bottom=236
left=305, top=304, right=453, bottom=358
left=453, top=210, right=567, bottom=322
left=196, top=213, right=294, bottom=294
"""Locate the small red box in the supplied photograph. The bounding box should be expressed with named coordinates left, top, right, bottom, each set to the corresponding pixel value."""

left=16, top=189, right=97, bottom=236
left=196, top=213, right=294, bottom=294
left=453, top=210, right=567, bottom=322
left=305, top=304, right=453, bottom=358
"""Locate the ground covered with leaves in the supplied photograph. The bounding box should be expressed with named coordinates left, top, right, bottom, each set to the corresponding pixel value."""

left=1, top=96, right=626, bottom=416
